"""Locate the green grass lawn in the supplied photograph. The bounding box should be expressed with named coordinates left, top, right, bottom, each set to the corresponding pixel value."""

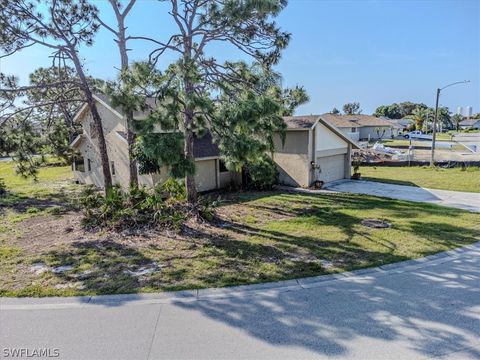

left=1, top=163, right=479, bottom=296
left=360, top=166, right=480, bottom=193
left=379, top=139, right=428, bottom=147
left=0, top=161, right=75, bottom=204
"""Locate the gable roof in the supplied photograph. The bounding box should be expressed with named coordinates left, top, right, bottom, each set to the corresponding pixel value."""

left=283, top=115, right=359, bottom=148
left=283, top=115, right=319, bottom=129
left=193, top=133, right=220, bottom=159
left=73, top=93, right=157, bottom=123
left=460, top=118, right=480, bottom=126
left=69, top=134, right=85, bottom=149
left=321, top=113, right=395, bottom=128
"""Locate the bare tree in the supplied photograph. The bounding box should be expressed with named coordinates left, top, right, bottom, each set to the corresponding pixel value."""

left=96, top=0, right=139, bottom=186
left=0, top=0, right=112, bottom=190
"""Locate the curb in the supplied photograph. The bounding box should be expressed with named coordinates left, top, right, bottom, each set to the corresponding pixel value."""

left=1, top=242, right=479, bottom=310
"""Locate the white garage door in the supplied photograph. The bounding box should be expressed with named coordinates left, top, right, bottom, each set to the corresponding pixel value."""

left=195, top=159, right=217, bottom=192
left=317, top=154, right=346, bottom=183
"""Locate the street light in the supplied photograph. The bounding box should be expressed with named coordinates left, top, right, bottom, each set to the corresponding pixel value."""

left=430, top=80, right=470, bottom=166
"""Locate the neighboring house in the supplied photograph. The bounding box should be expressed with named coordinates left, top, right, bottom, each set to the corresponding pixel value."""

left=273, top=115, right=358, bottom=187
left=459, top=118, right=480, bottom=130
left=321, top=113, right=399, bottom=141
left=70, top=94, right=240, bottom=191
left=383, top=117, right=414, bottom=132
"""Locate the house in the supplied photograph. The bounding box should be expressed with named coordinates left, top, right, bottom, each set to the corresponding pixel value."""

left=273, top=115, right=358, bottom=187
left=383, top=117, right=414, bottom=132
left=321, top=113, right=400, bottom=141
left=459, top=118, right=480, bottom=130
left=70, top=94, right=241, bottom=191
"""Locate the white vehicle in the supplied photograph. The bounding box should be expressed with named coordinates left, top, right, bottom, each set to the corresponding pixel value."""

left=403, top=131, right=432, bottom=140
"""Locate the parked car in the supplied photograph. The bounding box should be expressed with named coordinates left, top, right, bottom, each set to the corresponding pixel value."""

left=403, top=131, right=432, bottom=140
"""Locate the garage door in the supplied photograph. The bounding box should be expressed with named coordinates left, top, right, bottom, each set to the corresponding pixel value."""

left=195, top=159, right=217, bottom=192
left=316, top=154, right=346, bottom=183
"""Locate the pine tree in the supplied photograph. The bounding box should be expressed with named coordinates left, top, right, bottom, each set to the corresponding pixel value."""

left=125, top=0, right=294, bottom=203
left=0, top=0, right=113, bottom=190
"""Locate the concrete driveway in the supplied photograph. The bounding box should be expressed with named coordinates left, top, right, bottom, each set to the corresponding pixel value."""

left=324, top=180, right=480, bottom=212
left=1, top=243, right=479, bottom=359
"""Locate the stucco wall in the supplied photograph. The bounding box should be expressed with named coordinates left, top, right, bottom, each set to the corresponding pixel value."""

left=272, top=130, right=310, bottom=187
left=359, top=126, right=393, bottom=140
left=73, top=101, right=152, bottom=189
left=219, top=170, right=232, bottom=188
left=273, top=131, right=309, bottom=154
left=274, top=153, right=310, bottom=187
left=337, top=127, right=360, bottom=142
left=315, top=122, right=348, bottom=151
left=73, top=98, right=241, bottom=192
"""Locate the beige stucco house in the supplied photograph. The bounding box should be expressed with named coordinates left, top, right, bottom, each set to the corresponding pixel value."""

left=273, top=115, right=358, bottom=187
left=321, top=113, right=400, bottom=142
left=70, top=94, right=240, bottom=191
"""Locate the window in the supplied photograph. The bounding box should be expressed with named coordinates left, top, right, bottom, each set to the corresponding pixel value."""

left=74, top=157, right=85, bottom=172
left=351, top=127, right=357, bottom=133
left=111, top=161, right=116, bottom=176
left=219, top=160, right=228, bottom=173
left=87, top=159, right=91, bottom=172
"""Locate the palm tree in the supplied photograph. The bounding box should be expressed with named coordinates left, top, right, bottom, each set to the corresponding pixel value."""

left=452, top=114, right=463, bottom=131
left=412, top=107, right=427, bottom=131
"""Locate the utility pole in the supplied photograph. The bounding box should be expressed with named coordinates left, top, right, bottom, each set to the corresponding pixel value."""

left=430, top=80, right=470, bottom=166
left=430, top=88, right=440, bottom=166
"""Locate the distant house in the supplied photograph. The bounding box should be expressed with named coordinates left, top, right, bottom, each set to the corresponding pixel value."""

left=273, top=115, right=358, bottom=187
left=321, top=114, right=400, bottom=141
left=383, top=117, right=414, bottom=132
left=70, top=94, right=241, bottom=191
left=459, top=118, right=480, bottom=130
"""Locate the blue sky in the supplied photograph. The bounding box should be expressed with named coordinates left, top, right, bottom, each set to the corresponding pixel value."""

left=1, top=0, right=478, bottom=115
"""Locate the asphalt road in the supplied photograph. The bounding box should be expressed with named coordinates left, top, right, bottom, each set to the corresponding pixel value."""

left=1, top=243, right=479, bottom=360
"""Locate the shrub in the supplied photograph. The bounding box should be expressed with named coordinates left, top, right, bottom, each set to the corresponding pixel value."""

left=0, top=178, right=6, bottom=196
left=246, top=155, right=278, bottom=190
left=79, top=179, right=215, bottom=231
left=160, top=178, right=186, bottom=200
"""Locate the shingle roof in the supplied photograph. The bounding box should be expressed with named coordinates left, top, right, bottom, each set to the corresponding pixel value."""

left=460, top=118, right=480, bottom=126
left=94, top=93, right=157, bottom=119
left=321, top=113, right=394, bottom=128
left=281, top=115, right=358, bottom=148
left=283, top=115, right=319, bottom=129
left=193, top=132, right=220, bottom=159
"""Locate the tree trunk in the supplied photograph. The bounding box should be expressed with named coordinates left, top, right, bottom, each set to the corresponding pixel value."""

left=89, top=95, right=113, bottom=190
left=183, top=111, right=197, bottom=204
left=184, top=129, right=197, bottom=204
left=117, top=25, right=138, bottom=187
left=181, top=26, right=197, bottom=204
left=106, top=0, right=139, bottom=187
left=70, top=54, right=112, bottom=190
left=126, top=112, right=138, bottom=187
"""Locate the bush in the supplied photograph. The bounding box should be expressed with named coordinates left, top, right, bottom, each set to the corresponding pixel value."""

left=0, top=178, right=6, bottom=196
left=79, top=180, right=215, bottom=231
left=246, top=155, right=278, bottom=190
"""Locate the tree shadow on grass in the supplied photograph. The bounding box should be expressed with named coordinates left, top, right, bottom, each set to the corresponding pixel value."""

left=39, top=240, right=156, bottom=298
left=0, top=187, right=78, bottom=216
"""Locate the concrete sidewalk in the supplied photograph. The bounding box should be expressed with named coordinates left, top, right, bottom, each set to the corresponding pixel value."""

left=1, top=243, right=479, bottom=359
left=323, top=180, right=480, bottom=212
